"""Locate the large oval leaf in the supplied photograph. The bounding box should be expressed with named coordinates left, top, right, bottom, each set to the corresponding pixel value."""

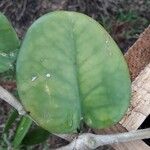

left=16, top=11, right=131, bottom=133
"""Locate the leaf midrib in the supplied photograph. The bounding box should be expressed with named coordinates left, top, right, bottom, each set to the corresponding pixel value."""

left=68, top=17, right=83, bottom=121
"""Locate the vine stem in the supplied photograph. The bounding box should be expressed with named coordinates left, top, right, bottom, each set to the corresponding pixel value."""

left=56, top=128, right=150, bottom=150
left=0, top=85, right=150, bottom=150
left=0, top=86, right=26, bottom=115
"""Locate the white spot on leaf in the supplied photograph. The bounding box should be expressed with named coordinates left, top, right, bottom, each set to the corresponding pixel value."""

left=31, top=76, right=37, bottom=81
left=46, top=73, right=51, bottom=78
left=0, top=52, right=7, bottom=57
left=9, top=52, right=15, bottom=57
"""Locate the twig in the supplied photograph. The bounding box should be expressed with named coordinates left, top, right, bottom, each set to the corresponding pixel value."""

left=0, top=86, right=26, bottom=115
left=56, top=128, right=150, bottom=150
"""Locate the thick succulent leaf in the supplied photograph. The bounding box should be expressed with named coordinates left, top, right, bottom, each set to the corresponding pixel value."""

left=0, top=12, right=19, bottom=52
left=22, top=127, right=50, bottom=145
left=16, top=11, right=131, bottom=133
left=3, top=109, right=18, bottom=134
left=0, top=13, right=20, bottom=73
left=13, top=116, right=32, bottom=148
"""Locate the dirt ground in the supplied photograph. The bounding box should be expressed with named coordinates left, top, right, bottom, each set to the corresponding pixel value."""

left=0, top=0, right=149, bottom=149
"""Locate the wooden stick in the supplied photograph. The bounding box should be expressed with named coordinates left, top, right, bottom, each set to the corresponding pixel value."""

left=125, top=25, right=150, bottom=80
left=120, top=63, right=150, bottom=131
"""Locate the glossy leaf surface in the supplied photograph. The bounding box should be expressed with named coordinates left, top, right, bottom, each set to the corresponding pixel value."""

left=17, top=11, right=131, bottom=133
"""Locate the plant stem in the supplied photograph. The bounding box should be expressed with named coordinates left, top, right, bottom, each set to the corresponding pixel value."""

left=0, top=86, right=26, bottom=115
left=57, top=128, right=150, bottom=150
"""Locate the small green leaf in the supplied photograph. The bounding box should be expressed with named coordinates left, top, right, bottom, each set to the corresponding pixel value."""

left=22, top=127, right=50, bottom=145
left=3, top=109, right=18, bottom=134
left=13, top=116, right=32, bottom=148
left=0, top=12, right=20, bottom=73
left=0, top=12, right=19, bottom=52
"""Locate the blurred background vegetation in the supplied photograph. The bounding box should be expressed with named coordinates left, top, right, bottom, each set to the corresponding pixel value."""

left=0, top=0, right=149, bottom=149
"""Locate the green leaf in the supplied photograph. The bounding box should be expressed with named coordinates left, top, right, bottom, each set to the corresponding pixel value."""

left=3, top=109, right=18, bottom=134
left=22, top=127, right=50, bottom=145
left=0, top=12, right=19, bottom=52
left=0, top=51, right=17, bottom=72
left=13, top=116, right=32, bottom=148
left=0, top=12, right=20, bottom=73
left=16, top=11, right=131, bottom=133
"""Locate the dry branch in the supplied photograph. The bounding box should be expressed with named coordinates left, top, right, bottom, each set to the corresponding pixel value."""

left=0, top=86, right=26, bottom=115
left=56, top=128, right=150, bottom=150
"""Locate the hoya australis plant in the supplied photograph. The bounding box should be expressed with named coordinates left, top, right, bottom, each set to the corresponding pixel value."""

left=16, top=11, right=131, bottom=133
left=0, top=11, right=135, bottom=148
